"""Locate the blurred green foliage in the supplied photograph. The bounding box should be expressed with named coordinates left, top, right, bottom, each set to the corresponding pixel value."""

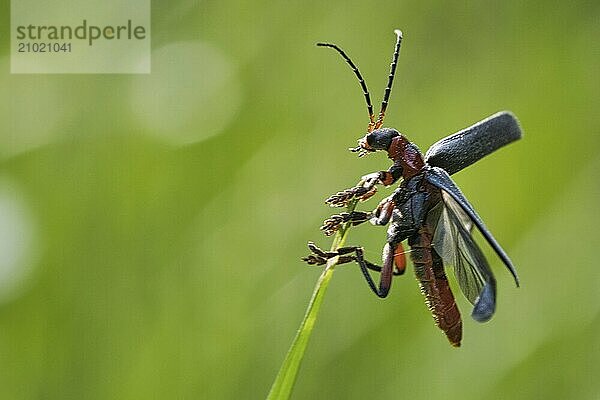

left=1, top=1, right=599, bottom=399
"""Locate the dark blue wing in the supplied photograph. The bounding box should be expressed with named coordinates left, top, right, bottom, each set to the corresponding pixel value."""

left=424, top=111, right=522, bottom=175
left=425, top=166, right=520, bottom=287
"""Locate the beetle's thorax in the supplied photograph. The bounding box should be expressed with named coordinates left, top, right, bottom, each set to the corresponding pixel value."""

left=388, top=135, right=425, bottom=179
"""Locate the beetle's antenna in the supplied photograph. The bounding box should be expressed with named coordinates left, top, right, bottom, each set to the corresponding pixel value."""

left=316, top=42, right=376, bottom=130
left=374, top=29, right=403, bottom=129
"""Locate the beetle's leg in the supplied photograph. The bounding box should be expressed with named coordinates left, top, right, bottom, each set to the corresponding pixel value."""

left=356, top=171, right=386, bottom=201
left=371, top=196, right=395, bottom=226
left=325, top=172, right=383, bottom=207
left=321, top=196, right=396, bottom=236
left=302, top=242, right=356, bottom=266
left=357, top=241, right=406, bottom=276
left=392, top=242, right=407, bottom=275
left=325, top=186, right=372, bottom=208
left=326, top=168, right=401, bottom=208
left=302, top=242, right=402, bottom=276
left=302, top=242, right=369, bottom=268
left=354, top=244, right=395, bottom=297
left=360, top=166, right=403, bottom=191
left=355, top=241, right=409, bottom=297
left=302, top=242, right=404, bottom=298
left=320, top=211, right=372, bottom=236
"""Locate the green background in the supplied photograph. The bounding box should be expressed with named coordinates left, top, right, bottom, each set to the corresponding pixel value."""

left=1, top=1, right=599, bottom=399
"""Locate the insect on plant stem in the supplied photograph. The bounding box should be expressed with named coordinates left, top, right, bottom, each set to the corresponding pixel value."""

left=269, top=26, right=522, bottom=400
left=305, top=29, right=522, bottom=346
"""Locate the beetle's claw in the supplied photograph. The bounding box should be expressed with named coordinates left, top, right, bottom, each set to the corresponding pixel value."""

left=320, top=211, right=372, bottom=236
left=325, top=186, right=370, bottom=207
left=302, top=242, right=359, bottom=266
left=321, top=214, right=346, bottom=236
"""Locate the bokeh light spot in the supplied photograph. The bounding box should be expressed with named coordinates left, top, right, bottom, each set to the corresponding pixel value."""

left=0, top=176, right=39, bottom=304
left=130, top=41, right=241, bottom=145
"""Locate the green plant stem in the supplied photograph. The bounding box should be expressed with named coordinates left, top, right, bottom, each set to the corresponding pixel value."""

left=266, top=199, right=359, bottom=400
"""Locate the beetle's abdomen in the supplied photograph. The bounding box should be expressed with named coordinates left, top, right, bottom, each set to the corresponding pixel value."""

left=409, top=227, right=462, bottom=347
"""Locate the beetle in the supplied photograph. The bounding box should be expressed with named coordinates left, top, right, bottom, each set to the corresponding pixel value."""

left=302, top=30, right=521, bottom=347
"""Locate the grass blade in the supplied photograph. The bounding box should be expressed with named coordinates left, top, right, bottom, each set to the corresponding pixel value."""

left=266, top=199, right=358, bottom=400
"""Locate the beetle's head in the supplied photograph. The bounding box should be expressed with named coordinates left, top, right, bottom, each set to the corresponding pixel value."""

left=350, top=128, right=400, bottom=157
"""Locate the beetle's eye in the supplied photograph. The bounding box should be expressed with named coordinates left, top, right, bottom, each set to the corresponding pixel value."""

left=365, top=133, right=375, bottom=147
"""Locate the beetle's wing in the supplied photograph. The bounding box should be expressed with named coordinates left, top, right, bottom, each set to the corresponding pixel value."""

left=428, top=196, right=496, bottom=322
left=425, top=166, right=519, bottom=286
left=425, top=111, right=522, bottom=175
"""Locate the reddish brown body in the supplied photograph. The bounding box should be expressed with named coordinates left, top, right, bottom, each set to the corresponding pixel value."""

left=387, top=136, right=424, bottom=179
left=409, top=226, right=462, bottom=347
left=361, top=131, right=467, bottom=345
left=378, top=135, right=464, bottom=345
